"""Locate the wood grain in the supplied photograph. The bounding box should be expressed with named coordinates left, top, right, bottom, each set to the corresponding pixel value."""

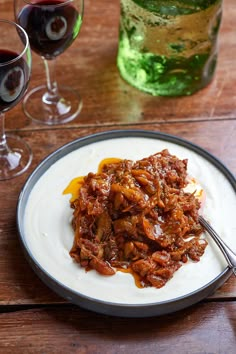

left=0, top=302, right=235, bottom=353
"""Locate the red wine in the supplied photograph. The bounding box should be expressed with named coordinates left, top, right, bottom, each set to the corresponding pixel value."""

left=17, top=0, right=80, bottom=59
left=0, top=49, right=29, bottom=112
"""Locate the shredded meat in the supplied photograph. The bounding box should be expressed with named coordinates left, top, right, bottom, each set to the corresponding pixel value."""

left=69, top=149, right=207, bottom=288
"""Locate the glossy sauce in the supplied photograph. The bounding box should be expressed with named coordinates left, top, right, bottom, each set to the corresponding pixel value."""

left=63, top=158, right=122, bottom=202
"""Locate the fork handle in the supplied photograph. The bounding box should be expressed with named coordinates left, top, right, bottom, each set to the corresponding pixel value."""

left=199, top=216, right=236, bottom=273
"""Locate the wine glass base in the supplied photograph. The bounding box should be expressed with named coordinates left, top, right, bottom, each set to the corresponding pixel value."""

left=0, top=134, right=32, bottom=181
left=23, top=85, right=83, bottom=125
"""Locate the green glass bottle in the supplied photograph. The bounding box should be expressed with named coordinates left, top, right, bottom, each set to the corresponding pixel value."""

left=117, top=0, right=223, bottom=96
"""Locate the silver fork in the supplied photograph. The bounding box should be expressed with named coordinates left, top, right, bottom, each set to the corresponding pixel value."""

left=199, top=216, right=236, bottom=276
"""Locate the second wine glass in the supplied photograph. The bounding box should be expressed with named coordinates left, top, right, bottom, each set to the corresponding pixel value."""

left=0, top=19, right=32, bottom=180
left=14, top=0, right=84, bottom=125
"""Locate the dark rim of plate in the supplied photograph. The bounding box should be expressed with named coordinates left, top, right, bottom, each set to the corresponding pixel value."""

left=16, top=129, right=236, bottom=316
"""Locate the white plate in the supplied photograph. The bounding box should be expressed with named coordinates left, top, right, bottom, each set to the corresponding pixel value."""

left=17, top=130, right=236, bottom=317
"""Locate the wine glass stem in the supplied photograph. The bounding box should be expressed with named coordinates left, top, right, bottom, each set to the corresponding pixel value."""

left=43, top=58, right=60, bottom=104
left=0, top=113, right=7, bottom=152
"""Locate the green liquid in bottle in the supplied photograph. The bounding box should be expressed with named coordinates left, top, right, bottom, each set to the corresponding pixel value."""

left=117, top=0, right=222, bottom=96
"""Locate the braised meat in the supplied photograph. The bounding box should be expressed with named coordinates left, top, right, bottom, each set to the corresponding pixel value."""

left=69, top=149, right=207, bottom=288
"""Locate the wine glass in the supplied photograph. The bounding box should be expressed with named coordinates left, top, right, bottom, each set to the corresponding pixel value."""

left=0, top=19, right=32, bottom=181
left=14, top=0, right=84, bottom=125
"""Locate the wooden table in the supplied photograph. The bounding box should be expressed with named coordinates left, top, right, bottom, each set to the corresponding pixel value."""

left=0, top=0, right=236, bottom=352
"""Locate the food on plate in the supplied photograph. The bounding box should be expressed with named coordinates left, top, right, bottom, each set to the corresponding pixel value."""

left=64, top=149, right=207, bottom=288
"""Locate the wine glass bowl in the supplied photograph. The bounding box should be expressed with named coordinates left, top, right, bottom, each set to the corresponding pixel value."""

left=0, top=19, right=32, bottom=181
left=15, top=0, right=84, bottom=125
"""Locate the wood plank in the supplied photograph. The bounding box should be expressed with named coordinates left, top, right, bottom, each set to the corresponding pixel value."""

left=8, top=120, right=236, bottom=174
left=0, top=122, right=235, bottom=305
left=0, top=302, right=235, bottom=353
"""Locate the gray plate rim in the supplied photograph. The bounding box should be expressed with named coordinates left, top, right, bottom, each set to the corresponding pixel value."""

left=17, top=129, right=236, bottom=317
